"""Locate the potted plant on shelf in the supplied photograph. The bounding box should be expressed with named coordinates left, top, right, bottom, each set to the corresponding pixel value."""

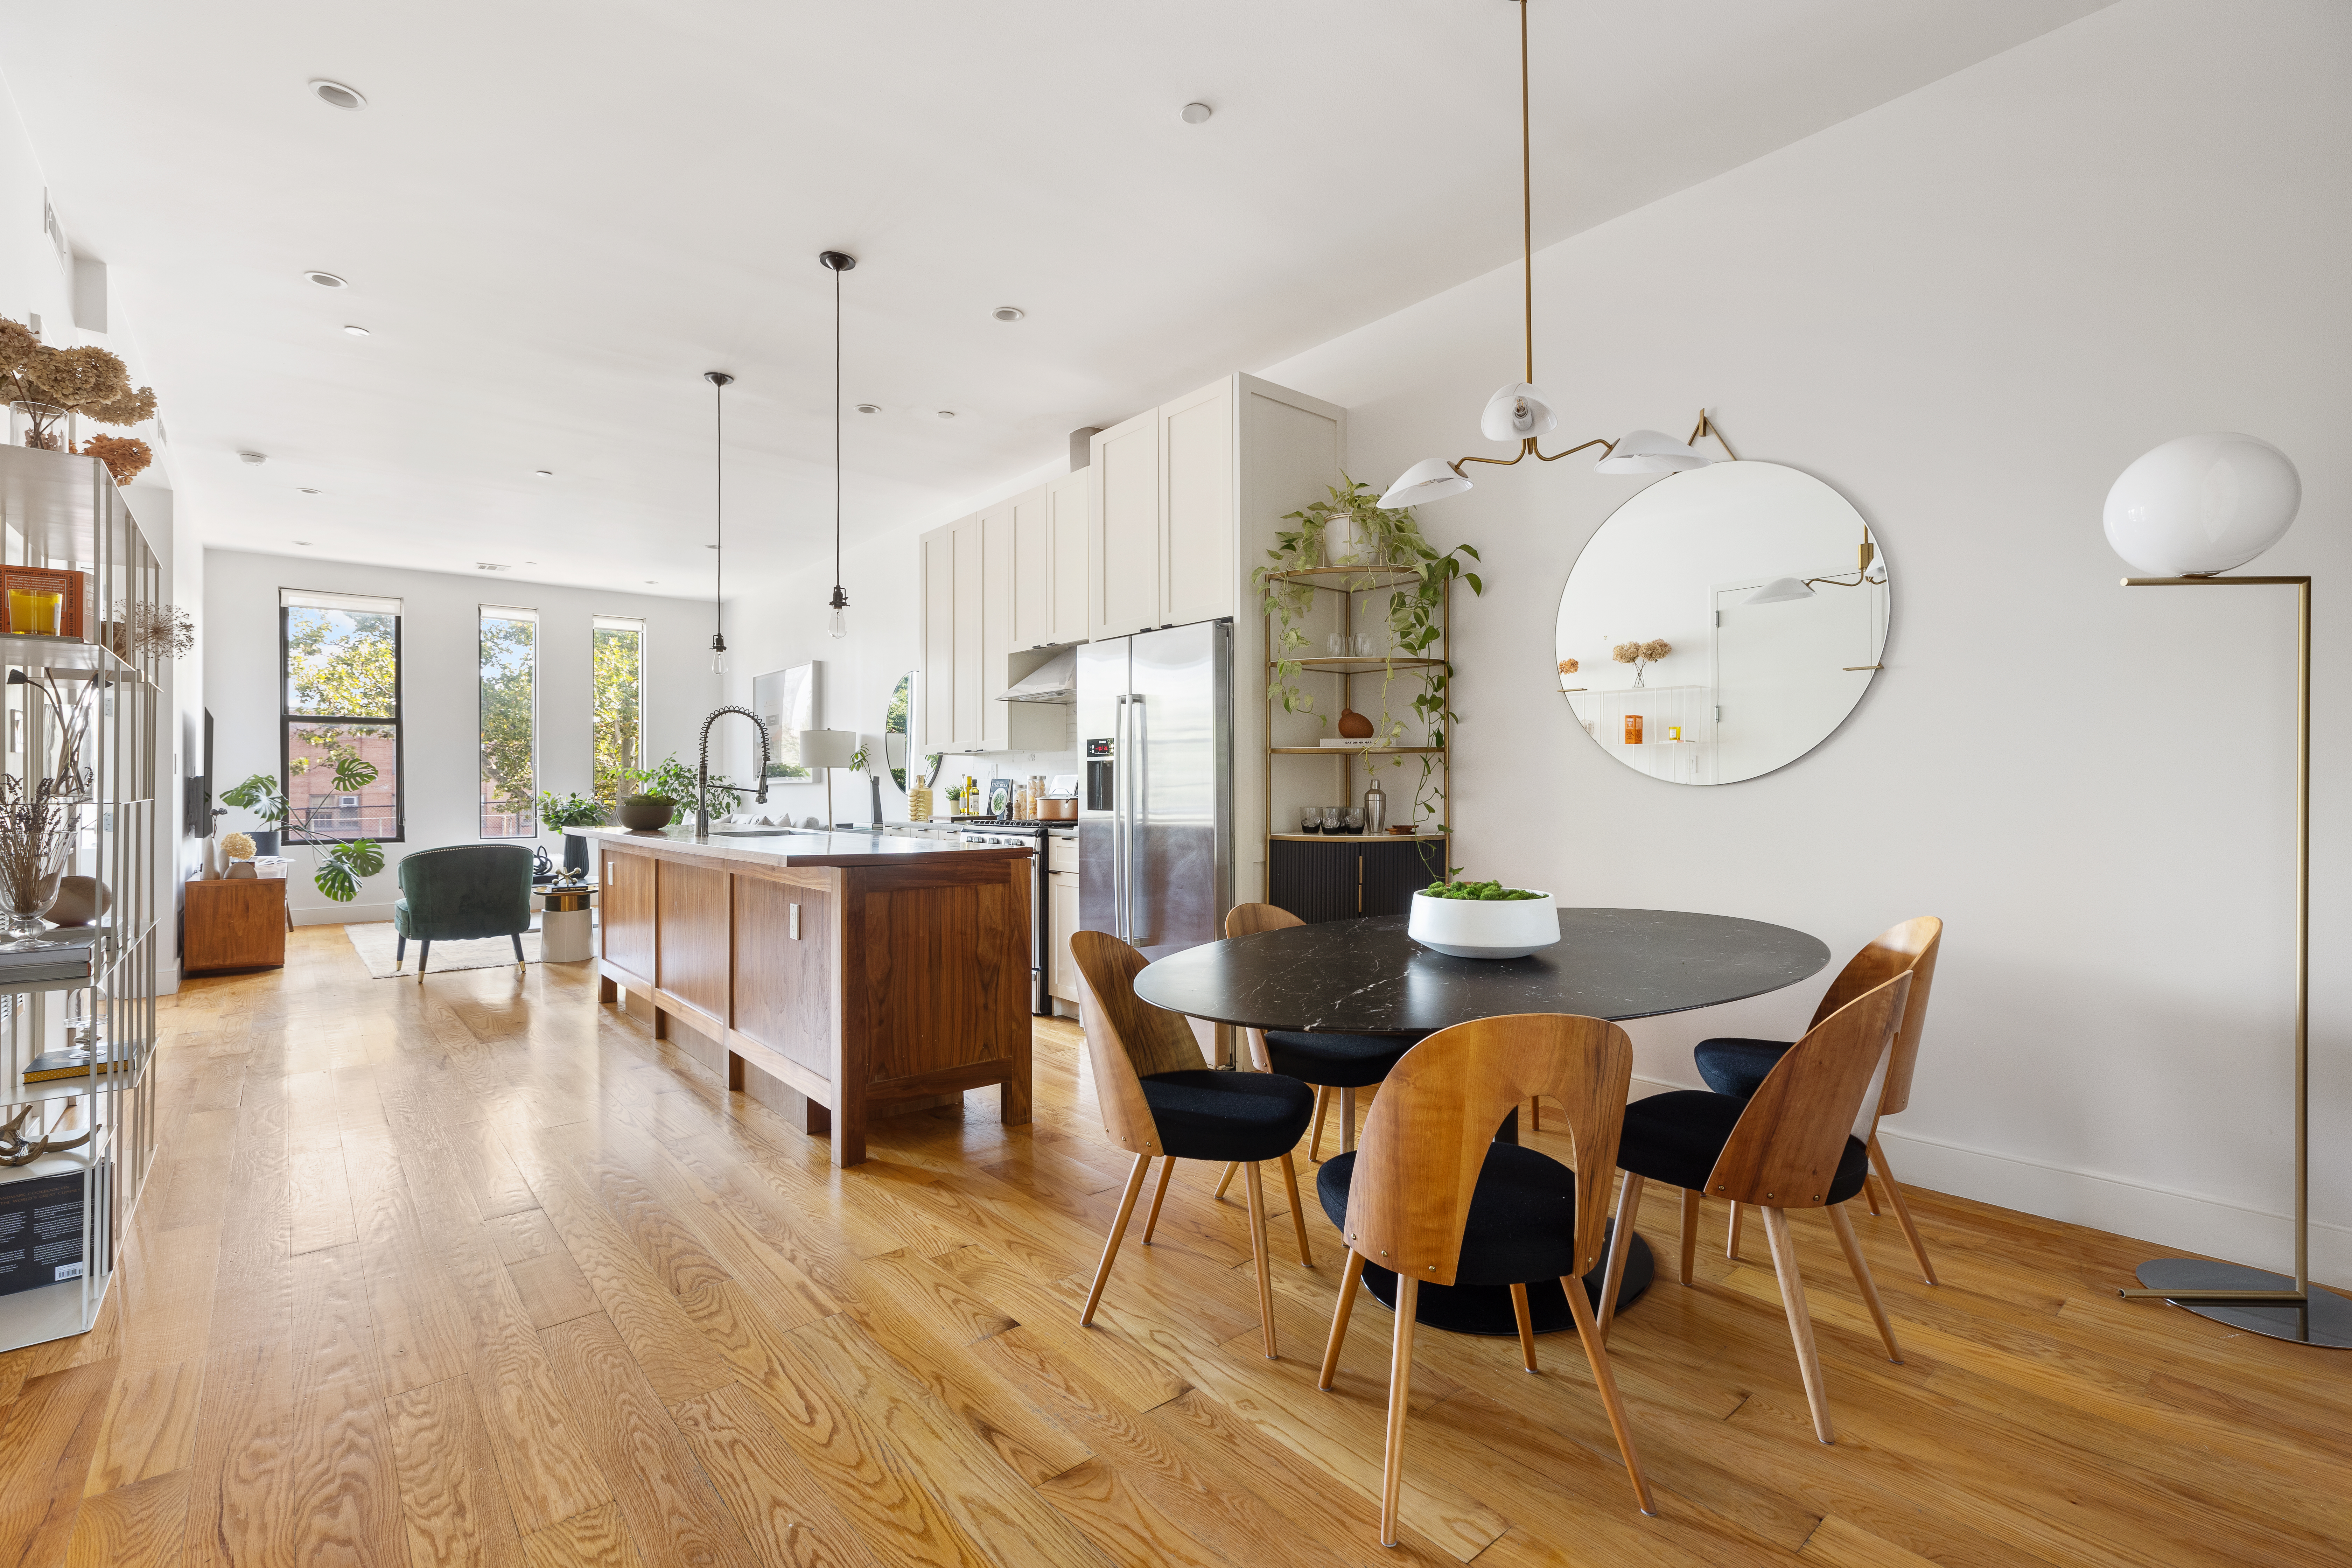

left=537, top=790, right=606, bottom=874
left=0, top=317, right=158, bottom=454
left=617, top=755, right=740, bottom=830
left=218, top=757, right=387, bottom=903
left=1254, top=476, right=1483, bottom=831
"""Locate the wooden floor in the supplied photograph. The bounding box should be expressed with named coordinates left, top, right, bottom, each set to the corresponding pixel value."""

left=3, top=926, right=2345, bottom=1567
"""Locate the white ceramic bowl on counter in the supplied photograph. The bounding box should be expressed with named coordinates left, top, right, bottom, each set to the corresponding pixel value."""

left=1406, top=890, right=1561, bottom=960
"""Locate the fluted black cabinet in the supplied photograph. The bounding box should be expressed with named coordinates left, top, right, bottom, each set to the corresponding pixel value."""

left=1267, top=836, right=1447, bottom=924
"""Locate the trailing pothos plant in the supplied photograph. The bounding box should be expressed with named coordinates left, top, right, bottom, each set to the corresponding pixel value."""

left=220, top=756, right=387, bottom=903
left=1252, top=476, right=1482, bottom=828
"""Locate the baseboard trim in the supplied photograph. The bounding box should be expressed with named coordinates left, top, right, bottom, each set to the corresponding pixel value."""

left=293, top=900, right=396, bottom=927
left=1630, top=1073, right=2348, bottom=1291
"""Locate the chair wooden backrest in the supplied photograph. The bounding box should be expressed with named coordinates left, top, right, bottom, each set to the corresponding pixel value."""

left=1706, top=972, right=1911, bottom=1210
left=1805, top=916, right=1941, bottom=1120
left=1070, top=929, right=1207, bottom=1157
left=1224, top=903, right=1304, bottom=1072
left=1340, top=1014, right=1632, bottom=1287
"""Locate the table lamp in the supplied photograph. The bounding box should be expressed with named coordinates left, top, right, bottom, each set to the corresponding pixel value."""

left=798, top=728, right=858, bottom=829
left=2102, top=432, right=2346, bottom=1348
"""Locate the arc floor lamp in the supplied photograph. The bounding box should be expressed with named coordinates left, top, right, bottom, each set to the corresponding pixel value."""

left=2103, top=430, right=2347, bottom=1349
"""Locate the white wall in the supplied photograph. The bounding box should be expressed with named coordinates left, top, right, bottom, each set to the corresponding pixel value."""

left=203, top=550, right=717, bottom=925
left=1255, top=0, right=2352, bottom=1283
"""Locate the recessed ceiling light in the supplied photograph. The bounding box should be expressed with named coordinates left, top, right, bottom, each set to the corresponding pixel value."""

left=1181, top=102, right=1213, bottom=124
left=342, top=324, right=370, bottom=337
left=293, top=540, right=313, bottom=547
left=298, top=487, right=322, bottom=494
left=937, top=410, right=956, bottom=420
left=305, top=271, right=348, bottom=289
left=310, top=79, right=367, bottom=110
left=644, top=579, right=657, bottom=584
left=239, top=451, right=267, bottom=465
left=533, top=469, right=552, bottom=477
left=855, top=404, right=880, bottom=414
left=992, top=306, right=1025, bottom=323
left=476, top=562, right=509, bottom=572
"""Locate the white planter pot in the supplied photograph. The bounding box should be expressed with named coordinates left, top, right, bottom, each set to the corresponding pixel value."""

left=1407, top=889, right=1560, bottom=960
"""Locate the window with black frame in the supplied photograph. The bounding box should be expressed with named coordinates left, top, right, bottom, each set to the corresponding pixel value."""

left=280, top=588, right=404, bottom=843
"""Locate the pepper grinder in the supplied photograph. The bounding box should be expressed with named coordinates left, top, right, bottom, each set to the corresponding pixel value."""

left=1362, top=775, right=1386, bottom=834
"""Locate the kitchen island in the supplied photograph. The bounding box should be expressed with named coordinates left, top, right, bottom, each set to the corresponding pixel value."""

left=572, top=825, right=1034, bottom=1166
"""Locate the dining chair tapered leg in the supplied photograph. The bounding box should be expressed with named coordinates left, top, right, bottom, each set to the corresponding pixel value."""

left=1862, top=1174, right=1883, bottom=1216
left=1827, top=1201, right=1902, bottom=1363
left=1082, top=1153, right=1153, bottom=1327
left=1320, top=1250, right=1365, bottom=1390
left=1509, top=1282, right=1539, bottom=1373
left=1562, top=1268, right=1657, bottom=1516
left=1342, top=1086, right=1357, bottom=1153
left=1308, top=1085, right=1331, bottom=1162
left=1868, top=1133, right=1938, bottom=1285
left=1278, top=1151, right=1314, bottom=1266
left=1380, top=1275, right=1420, bottom=1547
left=1141, top=1156, right=1176, bottom=1244
left=1678, top=1188, right=1700, bottom=1285
left=1759, top=1204, right=1835, bottom=1443
left=1242, top=1161, right=1277, bottom=1359
left=1596, top=1171, right=1644, bottom=1339
left=1726, top=1199, right=1745, bottom=1261
left=1214, top=1162, right=1237, bottom=1200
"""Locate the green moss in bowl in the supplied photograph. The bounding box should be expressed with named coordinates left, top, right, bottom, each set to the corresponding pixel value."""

left=1420, top=877, right=1544, bottom=901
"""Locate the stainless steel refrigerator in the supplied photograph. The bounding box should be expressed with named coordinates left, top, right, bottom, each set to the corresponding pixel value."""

left=1078, top=622, right=1232, bottom=963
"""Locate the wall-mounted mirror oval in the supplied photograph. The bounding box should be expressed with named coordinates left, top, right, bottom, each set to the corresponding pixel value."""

left=1555, top=461, right=1887, bottom=785
left=885, top=672, right=913, bottom=794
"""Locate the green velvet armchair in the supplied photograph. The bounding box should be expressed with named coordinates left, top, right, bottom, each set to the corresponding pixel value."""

left=393, top=845, right=535, bottom=981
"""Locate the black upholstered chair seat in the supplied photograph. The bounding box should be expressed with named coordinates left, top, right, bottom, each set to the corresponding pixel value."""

left=1693, top=1036, right=1793, bottom=1101
left=1620, top=1089, right=1869, bottom=1204
left=1262, top=1029, right=1425, bottom=1089
left=1141, top=1070, right=1314, bottom=1163
left=1316, top=1142, right=1583, bottom=1288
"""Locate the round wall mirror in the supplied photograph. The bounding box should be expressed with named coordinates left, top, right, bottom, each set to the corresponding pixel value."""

left=1555, top=460, right=1887, bottom=785
left=884, top=672, right=913, bottom=793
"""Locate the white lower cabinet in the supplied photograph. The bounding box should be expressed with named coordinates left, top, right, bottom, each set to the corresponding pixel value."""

left=1048, top=869, right=1080, bottom=1005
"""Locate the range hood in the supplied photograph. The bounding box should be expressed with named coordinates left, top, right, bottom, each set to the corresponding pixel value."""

left=997, top=646, right=1076, bottom=704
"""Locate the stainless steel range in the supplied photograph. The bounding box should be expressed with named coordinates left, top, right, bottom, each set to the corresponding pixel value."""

left=959, top=822, right=1050, bottom=1014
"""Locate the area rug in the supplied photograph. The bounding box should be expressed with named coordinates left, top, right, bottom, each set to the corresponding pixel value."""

left=341, top=917, right=597, bottom=979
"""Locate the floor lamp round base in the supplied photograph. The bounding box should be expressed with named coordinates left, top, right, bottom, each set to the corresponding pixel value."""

left=2133, top=1259, right=2352, bottom=1349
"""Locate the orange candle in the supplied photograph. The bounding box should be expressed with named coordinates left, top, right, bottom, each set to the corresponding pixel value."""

left=1623, top=715, right=1644, bottom=745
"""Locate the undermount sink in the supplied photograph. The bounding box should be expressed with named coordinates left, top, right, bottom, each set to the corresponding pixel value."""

left=706, top=826, right=806, bottom=838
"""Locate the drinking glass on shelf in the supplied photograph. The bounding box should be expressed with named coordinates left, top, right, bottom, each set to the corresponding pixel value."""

left=1321, top=806, right=1346, bottom=833
left=1343, top=808, right=1365, bottom=835
left=1299, top=806, right=1322, bottom=834
left=1326, top=632, right=1346, bottom=657
left=1354, top=631, right=1377, bottom=658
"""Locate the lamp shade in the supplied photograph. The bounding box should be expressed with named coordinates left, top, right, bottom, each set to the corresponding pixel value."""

left=2102, top=433, right=2301, bottom=576
left=797, top=728, right=857, bottom=770
left=1745, top=576, right=1815, bottom=605
left=1378, top=457, right=1472, bottom=509
left=1479, top=381, right=1560, bottom=442
left=1595, top=429, right=1710, bottom=475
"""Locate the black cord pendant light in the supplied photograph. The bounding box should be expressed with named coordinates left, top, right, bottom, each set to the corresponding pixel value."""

left=820, top=249, right=855, bottom=639
left=704, top=368, right=734, bottom=672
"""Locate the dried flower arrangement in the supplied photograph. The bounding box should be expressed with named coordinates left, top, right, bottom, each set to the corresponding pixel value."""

left=112, top=599, right=194, bottom=663
left=220, top=832, right=256, bottom=861
left=0, top=316, right=158, bottom=451
left=76, top=433, right=152, bottom=485
left=1612, top=638, right=1672, bottom=685
left=1557, top=658, right=1579, bottom=674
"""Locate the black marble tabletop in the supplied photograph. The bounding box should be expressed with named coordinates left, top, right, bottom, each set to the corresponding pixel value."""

left=1132, top=908, right=1830, bottom=1032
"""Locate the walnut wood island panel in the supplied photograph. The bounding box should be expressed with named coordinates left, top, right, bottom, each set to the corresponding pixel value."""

left=575, top=825, right=1033, bottom=1166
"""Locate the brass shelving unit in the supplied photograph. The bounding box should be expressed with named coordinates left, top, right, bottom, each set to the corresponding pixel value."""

left=0, top=447, right=161, bottom=1351
left=1262, top=566, right=1450, bottom=918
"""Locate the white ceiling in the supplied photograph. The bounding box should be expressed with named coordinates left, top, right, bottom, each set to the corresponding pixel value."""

left=0, top=0, right=2110, bottom=602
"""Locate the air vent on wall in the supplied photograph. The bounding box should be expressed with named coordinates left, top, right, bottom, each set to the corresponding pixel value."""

left=475, top=562, right=510, bottom=572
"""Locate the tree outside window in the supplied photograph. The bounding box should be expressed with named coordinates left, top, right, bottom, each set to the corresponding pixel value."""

left=592, top=618, right=644, bottom=808
left=282, top=597, right=402, bottom=842
left=480, top=609, right=537, bottom=837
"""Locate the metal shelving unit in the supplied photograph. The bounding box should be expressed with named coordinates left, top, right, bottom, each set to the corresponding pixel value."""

left=0, top=446, right=160, bottom=1351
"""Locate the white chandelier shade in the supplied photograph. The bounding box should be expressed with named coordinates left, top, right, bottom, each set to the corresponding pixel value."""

left=1744, top=576, right=1816, bottom=605
left=1377, top=457, right=1476, bottom=509
left=1480, top=382, right=1560, bottom=442
left=1594, top=429, right=1711, bottom=475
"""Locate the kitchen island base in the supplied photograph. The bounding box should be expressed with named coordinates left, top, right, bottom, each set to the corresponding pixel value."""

left=584, top=828, right=1034, bottom=1167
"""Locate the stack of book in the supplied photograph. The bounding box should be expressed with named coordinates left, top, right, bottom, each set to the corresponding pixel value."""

left=0, top=931, right=99, bottom=989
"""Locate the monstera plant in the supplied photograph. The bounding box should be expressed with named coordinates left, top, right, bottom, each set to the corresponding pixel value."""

left=220, top=756, right=387, bottom=902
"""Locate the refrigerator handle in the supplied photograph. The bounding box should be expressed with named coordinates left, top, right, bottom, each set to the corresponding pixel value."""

left=1125, top=692, right=1145, bottom=946
left=1112, top=694, right=1130, bottom=942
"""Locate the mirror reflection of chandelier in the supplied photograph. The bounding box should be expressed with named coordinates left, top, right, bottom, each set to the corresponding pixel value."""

left=1378, top=0, right=1731, bottom=509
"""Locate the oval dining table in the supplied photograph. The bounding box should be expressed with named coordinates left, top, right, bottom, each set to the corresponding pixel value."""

left=1132, top=906, right=1830, bottom=1338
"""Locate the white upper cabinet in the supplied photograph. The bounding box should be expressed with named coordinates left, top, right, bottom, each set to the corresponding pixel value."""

left=1158, top=379, right=1236, bottom=629
left=1045, top=470, right=1090, bottom=648
left=1010, top=485, right=1051, bottom=650
left=919, top=522, right=956, bottom=749
left=1090, top=407, right=1161, bottom=643
left=951, top=512, right=985, bottom=749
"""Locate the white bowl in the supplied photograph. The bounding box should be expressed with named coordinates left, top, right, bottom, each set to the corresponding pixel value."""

left=1407, top=889, right=1560, bottom=960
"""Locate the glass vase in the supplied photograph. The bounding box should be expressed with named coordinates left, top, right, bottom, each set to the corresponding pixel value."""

left=0, top=838, right=66, bottom=950
left=8, top=401, right=72, bottom=453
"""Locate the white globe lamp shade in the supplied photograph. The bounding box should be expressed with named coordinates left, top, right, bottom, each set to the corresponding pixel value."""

left=1378, top=458, right=1472, bottom=509
left=1595, top=429, right=1710, bottom=475
left=1745, top=576, right=1815, bottom=605
left=1479, top=382, right=1560, bottom=442
left=2103, top=433, right=2301, bottom=576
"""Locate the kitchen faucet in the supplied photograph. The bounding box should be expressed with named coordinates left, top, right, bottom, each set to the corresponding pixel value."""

left=694, top=706, right=772, bottom=840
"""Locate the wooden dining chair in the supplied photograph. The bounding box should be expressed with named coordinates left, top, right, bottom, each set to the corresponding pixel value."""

left=1070, top=930, right=1316, bottom=1358
left=1600, top=972, right=1912, bottom=1445
left=1698, top=917, right=1942, bottom=1284
left=1316, top=1013, right=1655, bottom=1544
left=1211, top=903, right=1426, bottom=1185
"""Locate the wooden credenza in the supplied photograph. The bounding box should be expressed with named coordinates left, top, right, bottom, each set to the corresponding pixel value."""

left=591, top=832, right=1033, bottom=1166
left=183, top=875, right=288, bottom=973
